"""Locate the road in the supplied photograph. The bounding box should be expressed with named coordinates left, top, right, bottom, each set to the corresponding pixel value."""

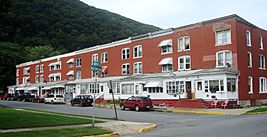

left=0, top=100, right=266, bottom=137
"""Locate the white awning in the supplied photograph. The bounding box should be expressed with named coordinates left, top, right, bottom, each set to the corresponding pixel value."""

left=54, top=73, right=61, bottom=77
left=67, top=58, right=74, bottom=64
left=25, top=67, right=30, bottom=71
left=158, top=58, right=173, bottom=65
left=66, top=71, right=74, bottom=76
left=144, top=81, right=163, bottom=88
left=158, top=39, right=172, bottom=47
left=48, top=73, right=54, bottom=77
left=54, top=62, right=61, bottom=66
left=28, top=87, right=38, bottom=90
left=16, top=87, right=25, bottom=90
left=48, top=62, right=55, bottom=66
left=42, top=86, right=51, bottom=90
left=51, top=85, right=65, bottom=89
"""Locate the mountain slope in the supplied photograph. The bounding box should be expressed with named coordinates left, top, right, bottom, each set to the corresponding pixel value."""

left=0, top=0, right=161, bottom=51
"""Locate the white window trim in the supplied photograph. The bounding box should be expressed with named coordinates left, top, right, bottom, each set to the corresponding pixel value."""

left=260, top=35, right=264, bottom=50
left=36, top=65, right=39, bottom=73
left=40, top=64, right=44, bottom=73
left=248, top=76, right=253, bottom=94
left=133, top=45, right=142, bottom=59
left=92, top=53, right=98, bottom=64
left=122, top=63, right=130, bottom=75
left=16, top=69, right=19, bottom=76
left=161, top=45, right=173, bottom=55
left=133, top=62, right=143, bottom=74
left=40, top=75, right=44, bottom=83
left=248, top=52, right=252, bottom=68
left=121, top=48, right=130, bottom=60
left=259, top=77, right=267, bottom=93
left=178, top=36, right=190, bottom=52
left=216, top=50, right=232, bottom=68
left=161, top=64, right=173, bottom=72
left=246, top=31, right=252, bottom=47
left=178, top=56, right=191, bottom=71
left=215, top=30, right=232, bottom=46
left=259, top=54, right=266, bottom=70
left=101, top=52, right=108, bottom=63
left=35, top=75, right=39, bottom=83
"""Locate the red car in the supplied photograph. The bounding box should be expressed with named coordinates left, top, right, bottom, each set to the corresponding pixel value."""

left=32, top=96, right=45, bottom=103
left=120, top=96, right=153, bottom=111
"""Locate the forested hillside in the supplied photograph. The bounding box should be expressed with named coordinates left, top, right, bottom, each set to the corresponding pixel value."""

left=0, top=0, right=161, bottom=92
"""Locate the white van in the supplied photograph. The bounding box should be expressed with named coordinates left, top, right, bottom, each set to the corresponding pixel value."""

left=44, top=94, right=65, bottom=104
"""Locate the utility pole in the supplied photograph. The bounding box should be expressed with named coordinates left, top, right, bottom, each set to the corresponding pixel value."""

left=109, top=80, right=118, bottom=120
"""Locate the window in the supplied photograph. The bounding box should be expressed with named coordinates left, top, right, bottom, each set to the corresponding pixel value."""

left=178, top=56, right=191, bottom=71
left=166, top=81, right=185, bottom=94
left=68, top=75, right=74, bottom=81
left=23, top=67, right=30, bottom=75
left=227, top=78, right=236, bottom=92
left=122, top=48, right=130, bottom=60
left=76, top=70, right=81, bottom=79
left=116, top=83, right=120, bottom=94
left=16, top=78, right=19, bottom=85
left=35, top=65, right=39, bottom=73
left=204, top=80, right=224, bottom=93
left=122, top=64, right=130, bottom=75
left=216, top=51, right=232, bottom=67
left=246, top=31, right=251, bottom=46
left=76, top=58, right=82, bottom=67
left=162, top=64, right=173, bottom=72
left=92, top=54, right=98, bottom=63
left=148, top=87, right=163, bottom=93
left=92, top=70, right=98, bottom=78
left=101, top=52, right=108, bottom=63
left=40, top=75, right=44, bottom=83
left=16, top=69, right=19, bottom=76
left=178, top=36, right=190, bottom=51
left=248, top=76, right=253, bottom=94
left=133, top=62, right=142, bottom=74
left=68, top=63, right=74, bottom=68
left=50, top=65, right=54, bottom=71
left=121, top=83, right=134, bottom=94
left=35, top=75, right=39, bottom=83
left=259, top=77, right=267, bottom=93
left=216, top=30, right=231, bottom=45
left=23, top=77, right=30, bottom=84
left=55, top=63, right=61, bottom=70
left=161, top=45, right=172, bottom=54
left=259, top=54, right=266, bottom=69
left=40, top=64, right=44, bottom=73
left=248, top=52, right=252, bottom=68
left=260, top=35, right=263, bottom=49
left=133, top=45, right=142, bottom=58
left=89, top=83, right=99, bottom=93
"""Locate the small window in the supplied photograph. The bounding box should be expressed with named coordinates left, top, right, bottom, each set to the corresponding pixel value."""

left=248, top=76, right=253, bottom=94
left=101, top=52, right=108, bottom=63
left=133, top=45, right=142, bottom=58
left=122, top=48, right=130, bottom=60
left=178, top=56, right=191, bottom=71
left=248, top=52, right=252, bottom=68
left=259, top=77, right=267, bottom=93
left=40, top=64, right=44, bottom=73
left=178, top=36, right=190, bottom=51
left=122, top=64, right=130, bottom=75
left=133, top=62, right=142, bottom=74
left=76, top=58, right=82, bottom=67
left=216, top=50, right=232, bottom=67
left=259, top=54, right=266, bottom=70
left=246, top=31, right=251, bottom=47
left=260, top=35, right=264, bottom=50
left=76, top=70, right=81, bottom=79
left=216, top=30, right=231, bottom=45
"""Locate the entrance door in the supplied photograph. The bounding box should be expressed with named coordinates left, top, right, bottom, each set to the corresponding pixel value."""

left=186, top=81, right=192, bottom=99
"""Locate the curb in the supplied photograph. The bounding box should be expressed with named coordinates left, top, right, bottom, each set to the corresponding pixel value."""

left=83, top=132, right=119, bottom=137
left=171, top=110, right=224, bottom=115
left=138, top=124, right=157, bottom=133
left=245, top=112, right=267, bottom=115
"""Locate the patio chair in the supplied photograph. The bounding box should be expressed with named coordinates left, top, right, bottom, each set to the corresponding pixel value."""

left=211, top=100, right=219, bottom=108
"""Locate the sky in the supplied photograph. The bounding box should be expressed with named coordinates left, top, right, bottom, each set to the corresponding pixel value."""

left=81, top=0, right=267, bottom=29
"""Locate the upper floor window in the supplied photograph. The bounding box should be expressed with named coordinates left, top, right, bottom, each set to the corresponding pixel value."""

left=159, top=58, right=173, bottom=72
left=40, top=64, right=44, bottom=73
left=246, top=31, right=251, bottom=47
left=178, top=56, right=191, bottom=71
left=133, top=45, right=142, bottom=58
left=122, top=63, right=130, bottom=75
left=76, top=70, right=81, bottom=79
left=40, top=75, right=44, bottom=83
left=259, top=77, right=267, bottom=93
left=76, top=58, right=81, bottom=67
left=216, top=50, right=232, bottom=67
left=122, top=48, right=130, bottom=60
left=159, top=39, right=172, bottom=54
left=259, top=54, right=266, bottom=70
left=178, top=36, right=190, bottom=51
left=35, top=75, right=39, bottom=83
left=67, top=58, right=74, bottom=68
left=216, top=30, right=231, bottom=46
left=35, top=65, right=39, bottom=73
left=16, top=78, right=19, bottom=85
left=101, top=52, right=108, bottom=63
left=248, top=52, right=252, bottom=68
left=92, top=54, right=98, bottom=63
left=248, top=76, right=253, bottom=94
left=133, top=62, right=143, bottom=74
left=55, top=63, right=61, bottom=70
left=23, top=67, right=30, bottom=75
left=16, top=69, right=19, bottom=76
left=260, top=35, right=264, bottom=50
left=23, top=77, right=30, bottom=84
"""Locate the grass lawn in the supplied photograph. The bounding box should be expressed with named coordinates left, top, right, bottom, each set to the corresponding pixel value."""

left=0, top=108, right=101, bottom=129
left=247, top=107, right=267, bottom=113
left=0, top=127, right=112, bottom=137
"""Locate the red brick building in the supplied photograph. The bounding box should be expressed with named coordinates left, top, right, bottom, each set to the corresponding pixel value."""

left=9, top=14, right=267, bottom=106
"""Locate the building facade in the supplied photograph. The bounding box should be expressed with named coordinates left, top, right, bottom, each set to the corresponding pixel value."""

left=9, top=14, right=267, bottom=106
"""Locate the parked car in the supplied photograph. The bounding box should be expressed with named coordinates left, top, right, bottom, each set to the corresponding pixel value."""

left=70, top=95, right=93, bottom=107
left=0, top=95, right=4, bottom=100
left=120, top=96, right=153, bottom=111
left=32, top=96, right=45, bottom=103
left=9, top=93, right=19, bottom=101
left=18, top=93, right=35, bottom=102
left=44, top=94, right=65, bottom=104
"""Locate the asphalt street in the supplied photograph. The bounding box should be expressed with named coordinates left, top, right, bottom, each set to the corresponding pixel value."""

left=0, top=100, right=266, bottom=137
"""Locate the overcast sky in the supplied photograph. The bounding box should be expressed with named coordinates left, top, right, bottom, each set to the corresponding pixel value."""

left=81, top=0, right=267, bottom=29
